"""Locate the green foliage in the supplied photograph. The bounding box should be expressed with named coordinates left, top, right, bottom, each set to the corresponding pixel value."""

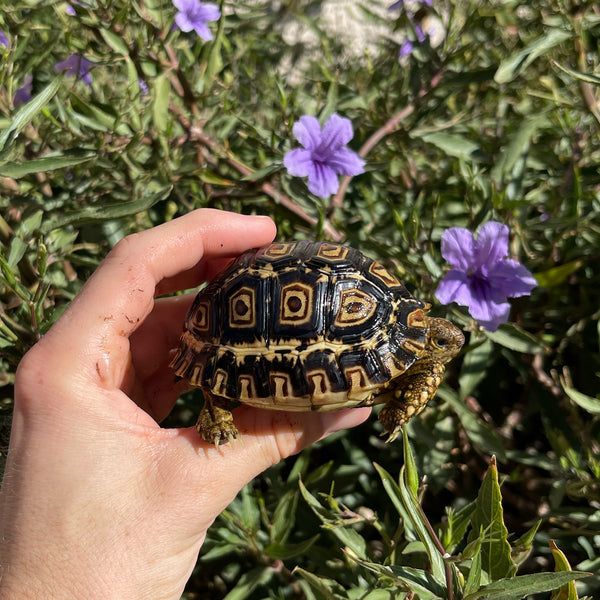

left=1, top=0, right=600, bottom=598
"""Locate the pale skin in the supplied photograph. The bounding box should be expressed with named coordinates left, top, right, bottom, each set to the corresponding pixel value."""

left=0, top=209, right=370, bottom=600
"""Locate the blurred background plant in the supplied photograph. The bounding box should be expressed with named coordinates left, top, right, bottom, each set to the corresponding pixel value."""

left=1, top=0, right=600, bottom=598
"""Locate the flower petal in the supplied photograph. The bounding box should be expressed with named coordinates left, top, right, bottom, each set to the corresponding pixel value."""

left=173, top=0, right=193, bottom=10
left=175, top=11, right=194, bottom=31
left=283, top=149, right=313, bottom=177
left=487, top=259, right=537, bottom=298
left=306, top=162, right=340, bottom=198
left=440, top=227, right=475, bottom=271
left=474, top=221, right=509, bottom=270
left=13, top=74, right=33, bottom=106
left=435, top=269, right=473, bottom=306
left=325, top=146, right=365, bottom=176
left=469, top=298, right=511, bottom=332
left=193, top=21, right=213, bottom=40
left=319, top=113, right=354, bottom=153
left=197, top=4, right=220, bottom=22
left=399, top=40, right=413, bottom=56
left=464, top=277, right=511, bottom=331
left=292, top=116, right=322, bottom=151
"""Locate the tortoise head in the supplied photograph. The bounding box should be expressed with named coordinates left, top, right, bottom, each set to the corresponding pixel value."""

left=424, top=317, right=465, bottom=364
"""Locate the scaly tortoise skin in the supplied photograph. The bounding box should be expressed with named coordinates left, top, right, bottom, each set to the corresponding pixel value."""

left=170, top=241, right=464, bottom=446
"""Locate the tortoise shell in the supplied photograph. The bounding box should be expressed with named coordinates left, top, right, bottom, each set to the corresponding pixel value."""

left=170, top=241, right=464, bottom=444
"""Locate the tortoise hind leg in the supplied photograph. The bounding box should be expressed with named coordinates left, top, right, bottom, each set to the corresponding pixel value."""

left=197, top=393, right=238, bottom=447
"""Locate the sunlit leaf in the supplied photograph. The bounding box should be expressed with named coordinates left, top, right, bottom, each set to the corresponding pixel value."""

left=562, top=384, right=600, bottom=415
left=550, top=540, right=579, bottom=600
left=495, top=28, right=571, bottom=83
left=0, top=150, right=96, bottom=178
left=467, top=456, right=517, bottom=581
left=464, top=571, right=591, bottom=600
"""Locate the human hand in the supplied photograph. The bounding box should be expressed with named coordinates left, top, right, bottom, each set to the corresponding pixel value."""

left=0, top=209, right=370, bottom=600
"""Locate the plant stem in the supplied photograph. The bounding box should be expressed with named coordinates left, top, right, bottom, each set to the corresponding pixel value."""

left=329, top=69, right=443, bottom=215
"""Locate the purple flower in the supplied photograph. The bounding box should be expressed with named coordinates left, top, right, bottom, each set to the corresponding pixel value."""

left=0, top=29, right=8, bottom=48
left=54, top=54, right=95, bottom=85
left=389, top=0, right=432, bottom=8
left=399, top=40, right=413, bottom=56
left=435, top=221, right=537, bottom=331
left=173, top=0, right=220, bottom=41
left=283, top=114, right=365, bottom=198
left=66, top=2, right=85, bottom=15
left=138, top=78, right=149, bottom=96
left=390, top=0, right=432, bottom=56
left=13, top=74, right=33, bottom=106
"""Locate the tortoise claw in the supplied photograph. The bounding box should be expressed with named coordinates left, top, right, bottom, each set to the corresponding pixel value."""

left=381, top=426, right=402, bottom=443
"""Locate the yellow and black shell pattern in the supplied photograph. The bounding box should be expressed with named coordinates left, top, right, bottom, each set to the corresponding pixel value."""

left=170, top=241, right=430, bottom=411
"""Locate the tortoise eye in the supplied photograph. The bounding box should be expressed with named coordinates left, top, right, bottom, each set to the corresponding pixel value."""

left=435, top=337, right=449, bottom=348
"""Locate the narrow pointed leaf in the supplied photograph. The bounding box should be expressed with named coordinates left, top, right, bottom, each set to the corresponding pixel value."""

left=550, top=540, right=579, bottom=600
left=293, top=567, right=345, bottom=600
left=0, top=77, right=62, bottom=153
left=40, top=186, right=172, bottom=233
left=464, top=571, right=591, bottom=600
left=467, top=456, right=517, bottom=581
left=375, top=463, right=446, bottom=584
left=0, top=150, right=96, bottom=178
left=494, top=28, right=571, bottom=83
left=562, top=384, right=600, bottom=415
left=402, top=428, right=419, bottom=497
left=221, top=566, right=275, bottom=600
left=511, top=520, right=541, bottom=566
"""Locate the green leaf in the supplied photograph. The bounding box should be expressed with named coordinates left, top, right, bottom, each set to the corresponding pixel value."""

left=459, top=338, right=494, bottom=400
left=440, top=501, right=476, bottom=554
left=293, top=567, right=344, bottom=600
left=264, top=535, right=319, bottom=560
left=237, top=483, right=260, bottom=532
left=386, top=565, right=447, bottom=599
left=511, top=519, right=541, bottom=566
left=221, top=566, right=275, bottom=600
left=415, top=132, right=481, bottom=161
left=40, top=186, right=172, bottom=233
left=0, top=77, right=62, bottom=154
left=535, top=260, right=585, bottom=287
left=491, top=116, right=546, bottom=185
left=375, top=463, right=447, bottom=585
left=7, top=238, right=28, bottom=269
left=298, top=478, right=368, bottom=560
left=99, top=28, right=129, bottom=55
left=484, top=323, right=546, bottom=354
left=494, top=28, right=571, bottom=83
left=152, top=74, right=170, bottom=134
left=270, top=489, right=299, bottom=543
left=241, top=162, right=281, bottom=182
left=464, top=545, right=482, bottom=595
left=562, top=384, right=600, bottom=415
left=0, top=150, right=96, bottom=178
left=437, top=387, right=507, bottom=459
left=402, top=428, right=419, bottom=497
left=464, top=571, right=591, bottom=600
left=467, top=456, right=517, bottom=581
left=553, top=60, right=600, bottom=85
left=550, top=539, right=579, bottom=600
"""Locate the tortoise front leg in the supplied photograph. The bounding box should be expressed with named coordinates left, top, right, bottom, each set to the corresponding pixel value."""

left=379, top=360, right=445, bottom=442
left=196, top=393, right=238, bottom=447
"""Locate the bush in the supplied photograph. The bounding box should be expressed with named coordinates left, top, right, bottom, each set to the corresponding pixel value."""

left=1, top=0, right=599, bottom=598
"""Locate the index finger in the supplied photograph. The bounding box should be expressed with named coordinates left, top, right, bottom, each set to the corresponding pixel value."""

left=41, top=209, right=276, bottom=387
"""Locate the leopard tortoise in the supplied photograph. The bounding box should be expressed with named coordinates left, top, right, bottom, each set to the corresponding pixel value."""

left=170, top=241, right=464, bottom=445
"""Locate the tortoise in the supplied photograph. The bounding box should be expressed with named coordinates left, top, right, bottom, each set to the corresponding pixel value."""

left=170, top=241, right=464, bottom=446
